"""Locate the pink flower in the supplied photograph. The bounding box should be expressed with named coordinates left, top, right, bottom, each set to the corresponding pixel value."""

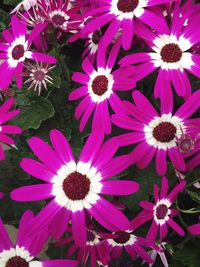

left=0, top=211, right=78, bottom=267
left=69, top=39, right=135, bottom=134
left=11, top=129, right=139, bottom=247
left=120, top=2, right=200, bottom=99
left=80, top=0, right=171, bottom=50
left=112, top=90, right=200, bottom=175
left=131, top=176, right=185, bottom=243
left=0, top=98, right=22, bottom=160
left=0, top=16, right=57, bottom=89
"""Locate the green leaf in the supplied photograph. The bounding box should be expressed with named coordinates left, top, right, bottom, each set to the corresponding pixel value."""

left=174, top=239, right=200, bottom=267
left=187, top=190, right=200, bottom=204
left=3, top=0, right=20, bottom=6
left=12, top=96, right=55, bottom=130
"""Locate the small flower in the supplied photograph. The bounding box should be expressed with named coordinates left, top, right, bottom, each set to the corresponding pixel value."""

left=0, top=16, right=57, bottom=89
left=131, top=176, right=185, bottom=243
left=69, top=38, right=135, bottom=134
left=11, top=129, right=139, bottom=247
left=38, top=0, right=82, bottom=32
left=80, top=0, right=171, bottom=50
left=23, top=61, right=55, bottom=95
left=0, top=211, right=78, bottom=267
left=105, top=230, right=154, bottom=264
left=120, top=2, right=200, bottom=99
left=56, top=226, right=110, bottom=267
left=112, top=90, right=200, bottom=175
left=0, top=98, right=22, bottom=160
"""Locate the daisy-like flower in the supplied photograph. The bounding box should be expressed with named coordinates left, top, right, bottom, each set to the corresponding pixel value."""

left=69, top=38, right=136, bottom=134
left=0, top=98, right=22, bottom=160
left=188, top=221, right=200, bottom=236
left=10, top=0, right=37, bottom=14
left=112, top=90, right=200, bottom=175
left=0, top=210, right=78, bottom=267
left=105, top=230, right=155, bottom=264
left=120, top=3, right=200, bottom=99
left=56, top=226, right=110, bottom=267
left=0, top=16, right=57, bottom=89
left=80, top=0, right=171, bottom=50
left=23, top=61, right=55, bottom=95
left=11, top=129, right=139, bottom=247
left=131, top=176, right=185, bottom=243
left=38, top=0, right=82, bottom=32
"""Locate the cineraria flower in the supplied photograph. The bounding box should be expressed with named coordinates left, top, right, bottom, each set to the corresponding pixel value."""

left=56, top=226, right=110, bottom=267
left=11, top=129, right=139, bottom=247
left=80, top=0, right=171, bottom=50
left=112, top=90, right=200, bottom=175
left=0, top=98, right=22, bottom=160
left=23, top=61, right=55, bottom=95
left=38, top=0, right=82, bottom=32
left=105, top=230, right=155, bottom=264
left=188, top=222, right=200, bottom=236
left=0, top=210, right=78, bottom=267
left=131, top=176, right=185, bottom=243
left=0, top=16, right=57, bottom=89
left=120, top=3, right=200, bottom=99
left=69, top=39, right=135, bottom=134
left=10, top=0, right=37, bottom=14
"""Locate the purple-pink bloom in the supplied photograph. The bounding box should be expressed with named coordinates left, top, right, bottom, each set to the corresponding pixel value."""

left=0, top=98, right=22, bottom=160
left=11, top=129, right=139, bottom=247
left=0, top=210, right=78, bottom=267
left=0, top=16, right=57, bottom=89
left=56, top=226, right=111, bottom=267
left=69, top=38, right=135, bottom=134
left=120, top=2, right=200, bottom=99
left=131, top=176, right=185, bottom=243
left=80, top=0, right=171, bottom=50
left=112, top=90, right=200, bottom=175
left=188, top=222, right=200, bottom=236
left=105, top=230, right=156, bottom=264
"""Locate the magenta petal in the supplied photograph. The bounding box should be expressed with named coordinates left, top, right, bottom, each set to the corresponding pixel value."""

left=186, top=153, right=200, bottom=171
left=41, top=260, right=78, bottom=267
left=131, top=210, right=153, bottom=231
left=168, top=147, right=185, bottom=172
left=130, top=142, right=153, bottom=164
left=160, top=176, right=169, bottom=199
left=20, top=158, right=55, bottom=182
left=0, top=133, right=14, bottom=145
left=111, top=246, right=122, bottom=259
left=102, top=19, right=121, bottom=48
left=121, top=19, right=134, bottom=50
left=50, top=129, right=75, bottom=164
left=146, top=221, right=158, bottom=243
left=0, top=109, right=20, bottom=124
left=132, top=243, right=153, bottom=263
left=188, top=223, right=200, bottom=235
left=72, top=210, right=87, bottom=247
left=167, top=180, right=186, bottom=203
left=137, top=147, right=155, bottom=169
left=72, top=72, right=89, bottom=84
left=156, top=149, right=167, bottom=176
left=17, top=210, right=34, bottom=246
left=0, top=98, right=15, bottom=114
left=101, top=180, right=139, bottom=195
left=120, top=52, right=150, bottom=66
left=79, top=102, right=95, bottom=132
left=0, top=145, right=4, bottom=160
left=140, top=201, right=154, bottom=211
left=160, top=223, right=168, bottom=242
left=10, top=184, right=53, bottom=201
left=49, top=208, right=70, bottom=240
left=91, top=197, right=130, bottom=231
left=107, top=37, right=121, bottom=69
left=31, top=52, right=57, bottom=64
left=1, top=125, right=22, bottom=134
left=100, top=101, right=111, bottom=134
left=69, top=86, right=88, bottom=101
left=28, top=137, right=63, bottom=173
left=167, top=218, right=185, bottom=236
left=28, top=22, right=47, bottom=45
left=0, top=218, right=13, bottom=252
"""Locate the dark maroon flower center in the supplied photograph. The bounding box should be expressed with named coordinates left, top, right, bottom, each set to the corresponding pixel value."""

left=63, top=171, right=90, bottom=200
left=114, top=231, right=130, bottom=244
left=156, top=204, right=168, bottom=220
left=160, top=43, right=182, bottom=63
left=5, top=256, right=29, bottom=267
left=153, top=122, right=177, bottom=143
left=34, top=70, right=45, bottom=82
left=51, top=14, right=66, bottom=26
left=12, top=45, right=25, bottom=60
left=117, top=0, right=139, bottom=12
left=92, top=75, right=108, bottom=96
left=92, top=30, right=102, bottom=45
left=87, top=230, right=96, bottom=242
